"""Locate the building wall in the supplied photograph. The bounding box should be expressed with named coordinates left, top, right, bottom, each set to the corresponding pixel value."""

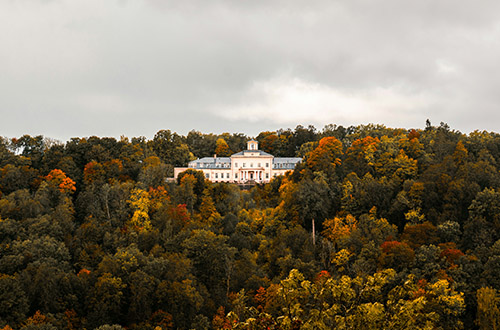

left=174, top=166, right=294, bottom=184
left=231, top=154, right=274, bottom=183
left=173, top=167, right=189, bottom=180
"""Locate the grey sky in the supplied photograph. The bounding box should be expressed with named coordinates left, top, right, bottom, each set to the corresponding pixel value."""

left=1, top=0, right=499, bottom=141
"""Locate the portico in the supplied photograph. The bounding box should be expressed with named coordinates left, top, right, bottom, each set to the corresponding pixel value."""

left=239, top=168, right=265, bottom=182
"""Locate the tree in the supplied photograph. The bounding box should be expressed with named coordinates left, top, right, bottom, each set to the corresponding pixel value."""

left=127, top=188, right=152, bottom=232
left=215, top=138, right=232, bottom=157
left=463, top=188, right=500, bottom=250
left=127, top=270, right=156, bottom=324
left=186, top=130, right=217, bottom=158
left=151, top=130, right=193, bottom=167
left=322, top=214, right=357, bottom=249
left=0, top=274, right=29, bottom=327
left=344, top=136, right=380, bottom=176
left=43, top=169, right=76, bottom=194
left=137, top=156, right=169, bottom=188
left=87, top=273, right=126, bottom=328
left=476, top=287, right=500, bottom=330
left=182, top=230, right=236, bottom=308
left=256, top=132, right=279, bottom=154
left=306, top=136, right=343, bottom=174
left=177, top=174, right=197, bottom=214
left=225, top=268, right=465, bottom=329
left=379, top=240, right=415, bottom=271
left=198, top=190, right=221, bottom=225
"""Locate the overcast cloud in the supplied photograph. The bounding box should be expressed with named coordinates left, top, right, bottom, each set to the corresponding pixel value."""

left=1, top=0, right=499, bottom=141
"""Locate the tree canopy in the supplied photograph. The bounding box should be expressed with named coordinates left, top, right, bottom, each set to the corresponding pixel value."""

left=1, top=123, right=500, bottom=329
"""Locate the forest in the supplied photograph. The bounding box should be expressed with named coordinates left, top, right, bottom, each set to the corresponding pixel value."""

left=1, top=122, right=500, bottom=329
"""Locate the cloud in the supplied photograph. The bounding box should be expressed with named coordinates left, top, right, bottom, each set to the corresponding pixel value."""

left=212, top=76, right=433, bottom=128
left=1, top=0, right=500, bottom=140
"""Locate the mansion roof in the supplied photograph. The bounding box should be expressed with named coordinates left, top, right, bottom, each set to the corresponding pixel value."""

left=187, top=141, right=301, bottom=170
left=231, top=150, right=273, bottom=157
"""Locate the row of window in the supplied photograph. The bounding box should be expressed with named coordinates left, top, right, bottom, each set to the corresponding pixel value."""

left=274, top=163, right=294, bottom=169
left=196, top=163, right=230, bottom=168
left=193, top=162, right=295, bottom=169
left=205, top=172, right=271, bottom=180
left=234, top=162, right=269, bottom=168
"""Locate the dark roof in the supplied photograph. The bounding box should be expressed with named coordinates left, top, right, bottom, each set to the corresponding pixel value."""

left=190, top=157, right=231, bottom=164
left=231, top=150, right=273, bottom=157
left=273, top=157, right=302, bottom=163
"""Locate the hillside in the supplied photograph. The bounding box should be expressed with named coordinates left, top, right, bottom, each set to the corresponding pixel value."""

left=1, top=123, right=500, bottom=329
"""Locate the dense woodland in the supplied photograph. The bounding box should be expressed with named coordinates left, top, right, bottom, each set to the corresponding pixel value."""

left=1, top=122, right=500, bottom=329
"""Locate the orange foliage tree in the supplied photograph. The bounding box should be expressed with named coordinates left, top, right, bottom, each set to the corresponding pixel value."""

left=306, top=136, right=343, bottom=173
left=322, top=214, right=357, bottom=247
left=44, top=169, right=76, bottom=193
left=83, top=160, right=106, bottom=184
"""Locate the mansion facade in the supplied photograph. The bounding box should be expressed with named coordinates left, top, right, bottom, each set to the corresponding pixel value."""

left=174, top=140, right=302, bottom=184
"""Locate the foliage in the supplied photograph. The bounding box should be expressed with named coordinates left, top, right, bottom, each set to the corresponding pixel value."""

left=0, top=124, right=498, bottom=328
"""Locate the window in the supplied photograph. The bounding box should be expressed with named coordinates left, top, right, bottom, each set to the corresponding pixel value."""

left=235, top=173, right=238, bottom=179
left=258, top=163, right=261, bottom=167
left=243, top=163, right=246, bottom=167
left=266, top=163, right=269, bottom=167
left=266, top=173, right=269, bottom=179
left=205, top=173, right=209, bottom=178
left=215, top=173, right=218, bottom=178
left=226, top=173, right=229, bottom=178
left=250, top=163, right=253, bottom=167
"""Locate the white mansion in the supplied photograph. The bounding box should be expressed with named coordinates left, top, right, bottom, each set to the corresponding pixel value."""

left=174, top=140, right=302, bottom=184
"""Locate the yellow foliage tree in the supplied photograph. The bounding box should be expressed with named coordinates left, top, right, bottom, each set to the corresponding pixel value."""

left=198, top=190, right=221, bottom=225
left=476, top=287, right=500, bottom=330
left=215, top=138, right=232, bottom=157
left=322, top=214, right=358, bottom=246
left=127, top=188, right=152, bottom=232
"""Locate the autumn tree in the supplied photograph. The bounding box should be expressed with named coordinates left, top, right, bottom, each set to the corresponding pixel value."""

left=43, top=169, right=76, bottom=194
left=215, top=138, right=232, bottom=157
left=306, top=136, right=343, bottom=174
left=127, top=188, right=152, bottom=232
left=476, top=287, right=500, bottom=330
